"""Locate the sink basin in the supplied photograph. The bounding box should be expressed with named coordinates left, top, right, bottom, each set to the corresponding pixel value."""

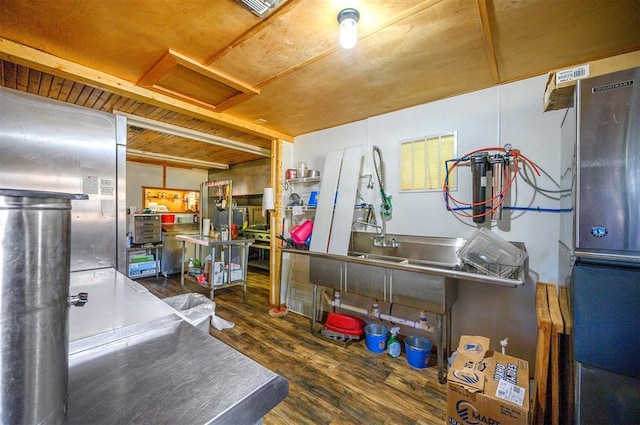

left=402, top=258, right=460, bottom=270
left=347, top=231, right=525, bottom=286
left=347, top=251, right=460, bottom=270
left=347, top=251, right=409, bottom=263
left=348, top=232, right=466, bottom=272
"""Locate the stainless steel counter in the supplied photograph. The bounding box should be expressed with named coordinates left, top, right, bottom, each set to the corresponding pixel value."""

left=175, top=235, right=254, bottom=298
left=162, top=223, right=200, bottom=276
left=67, top=268, right=288, bottom=424
left=175, top=235, right=255, bottom=247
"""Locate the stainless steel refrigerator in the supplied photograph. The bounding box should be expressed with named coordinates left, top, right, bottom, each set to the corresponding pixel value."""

left=559, top=66, right=640, bottom=424
left=0, top=87, right=127, bottom=272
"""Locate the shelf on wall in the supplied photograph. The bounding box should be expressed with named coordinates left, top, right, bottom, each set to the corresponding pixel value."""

left=284, top=177, right=322, bottom=184
left=143, top=186, right=199, bottom=213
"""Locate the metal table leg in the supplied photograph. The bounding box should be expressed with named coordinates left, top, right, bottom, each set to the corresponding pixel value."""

left=446, top=306, right=453, bottom=360
left=437, top=313, right=445, bottom=384
left=240, top=242, right=248, bottom=299
left=155, top=245, right=160, bottom=279
left=180, top=240, right=186, bottom=288
left=311, top=284, right=318, bottom=333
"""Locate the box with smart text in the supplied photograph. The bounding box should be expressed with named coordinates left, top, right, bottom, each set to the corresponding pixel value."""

left=447, top=336, right=529, bottom=425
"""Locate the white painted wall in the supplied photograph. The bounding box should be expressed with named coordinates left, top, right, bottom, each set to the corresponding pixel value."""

left=292, top=74, right=566, bottom=364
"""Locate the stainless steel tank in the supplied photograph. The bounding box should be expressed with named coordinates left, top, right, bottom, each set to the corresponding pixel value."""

left=0, top=189, right=86, bottom=425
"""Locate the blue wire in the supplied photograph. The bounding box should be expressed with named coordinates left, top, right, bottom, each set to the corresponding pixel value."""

left=443, top=156, right=572, bottom=214
left=443, top=158, right=464, bottom=207
left=446, top=206, right=571, bottom=213
left=504, top=206, right=572, bottom=213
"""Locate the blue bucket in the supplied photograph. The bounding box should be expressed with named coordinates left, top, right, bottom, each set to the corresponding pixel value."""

left=364, top=324, right=388, bottom=353
left=405, top=335, right=432, bottom=368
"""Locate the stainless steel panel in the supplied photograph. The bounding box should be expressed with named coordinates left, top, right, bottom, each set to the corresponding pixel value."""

left=572, top=259, right=640, bottom=378
left=208, top=158, right=271, bottom=196
left=212, top=207, right=247, bottom=229
left=345, top=262, right=387, bottom=301
left=390, top=270, right=454, bottom=314
left=309, top=256, right=342, bottom=290
left=576, top=362, right=640, bottom=424
left=68, top=268, right=288, bottom=424
left=115, top=116, right=127, bottom=273
left=350, top=232, right=465, bottom=268
left=162, top=229, right=198, bottom=275
left=67, top=320, right=288, bottom=425
left=69, top=268, right=177, bottom=348
left=133, top=214, right=162, bottom=243
left=0, top=190, right=75, bottom=425
left=558, top=105, right=577, bottom=287
left=576, top=67, right=640, bottom=256
left=0, top=87, right=121, bottom=272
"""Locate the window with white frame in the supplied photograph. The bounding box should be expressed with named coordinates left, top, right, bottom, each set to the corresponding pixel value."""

left=399, top=132, right=457, bottom=192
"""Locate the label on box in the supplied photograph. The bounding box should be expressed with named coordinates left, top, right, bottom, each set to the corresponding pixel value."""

left=556, top=65, right=590, bottom=84
left=458, top=335, right=490, bottom=362
left=448, top=352, right=486, bottom=392
left=495, top=380, right=525, bottom=407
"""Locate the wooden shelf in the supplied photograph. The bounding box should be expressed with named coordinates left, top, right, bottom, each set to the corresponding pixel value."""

left=143, top=186, right=199, bottom=213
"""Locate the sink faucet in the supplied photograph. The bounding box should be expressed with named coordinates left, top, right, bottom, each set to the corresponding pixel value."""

left=372, top=216, right=399, bottom=248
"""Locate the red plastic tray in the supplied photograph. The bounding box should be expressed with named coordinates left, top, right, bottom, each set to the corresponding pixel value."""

left=325, top=312, right=366, bottom=336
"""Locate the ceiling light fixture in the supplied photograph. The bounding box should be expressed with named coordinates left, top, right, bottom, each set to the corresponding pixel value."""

left=337, top=8, right=360, bottom=49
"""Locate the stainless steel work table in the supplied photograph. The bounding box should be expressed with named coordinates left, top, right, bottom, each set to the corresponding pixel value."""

left=175, top=235, right=254, bottom=299
left=67, top=268, right=288, bottom=425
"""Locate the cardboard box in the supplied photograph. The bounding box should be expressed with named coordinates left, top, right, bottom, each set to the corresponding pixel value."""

left=210, top=261, right=225, bottom=285
left=447, top=336, right=530, bottom=425
left=210, top=262, right=243, bottom=285
left=224, top=263, right=243, bottom=282
left=130, top=254, right=154, bottom=263
left=543, top=51, right=640, bottom=112
left=128, top=260, right=157, bottom=272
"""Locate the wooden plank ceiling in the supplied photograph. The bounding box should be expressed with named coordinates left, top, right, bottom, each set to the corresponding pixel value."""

left=0, top=0, right=638, bottom=169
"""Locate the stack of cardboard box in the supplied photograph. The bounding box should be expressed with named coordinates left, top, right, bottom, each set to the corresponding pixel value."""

left=447, top=336, right=530, bottom=425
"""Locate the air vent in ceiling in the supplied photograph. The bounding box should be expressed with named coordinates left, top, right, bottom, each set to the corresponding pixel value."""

left=236, top=0, right=284, bottom=18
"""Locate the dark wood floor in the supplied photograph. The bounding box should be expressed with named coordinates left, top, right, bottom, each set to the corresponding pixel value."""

left=137, top=270, right=448, bottom=425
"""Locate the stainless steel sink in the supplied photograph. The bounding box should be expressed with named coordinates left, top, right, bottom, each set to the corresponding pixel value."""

left=347, top=231, right=525, bottom=286
left=347, top=251, right=461, bottom=270
left=279, top=231, right=526, bottom=384
left=347, top=251, right=408, bottom=263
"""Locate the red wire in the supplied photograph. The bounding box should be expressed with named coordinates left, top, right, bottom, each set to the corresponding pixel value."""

left=443, top=149, right=515, bottom=209
left=442, top=147, right=537, bottom=219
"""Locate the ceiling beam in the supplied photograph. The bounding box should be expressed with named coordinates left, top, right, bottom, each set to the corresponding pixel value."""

left=476, top=0, right=500, bottom=83
left=0, top=37, right=292, bottom=142
left=127, top=149, right=229, bottom=169
left=117, top=111, right=271, bottom=157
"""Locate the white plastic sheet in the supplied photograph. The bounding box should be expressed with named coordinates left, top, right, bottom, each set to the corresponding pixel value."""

left=163, top=293, right=234, bottom=332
